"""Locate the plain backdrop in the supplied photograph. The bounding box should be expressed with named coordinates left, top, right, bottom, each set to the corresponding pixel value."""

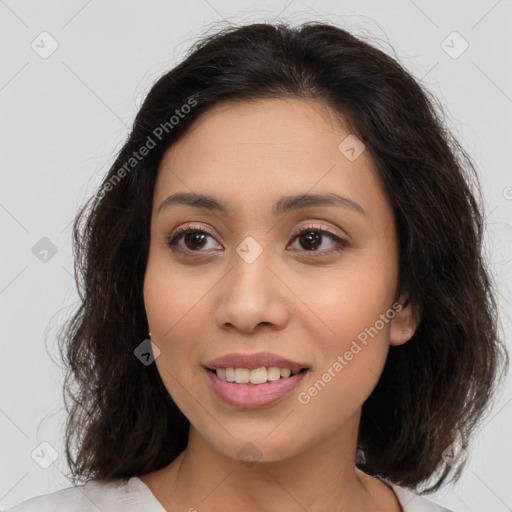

left=0, top=1, right=511, bottom=510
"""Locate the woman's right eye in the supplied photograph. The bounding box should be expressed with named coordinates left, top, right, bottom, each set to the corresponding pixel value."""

left=166, top=225, right=221, bottom=254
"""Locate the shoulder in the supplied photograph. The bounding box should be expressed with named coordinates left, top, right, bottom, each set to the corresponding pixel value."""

left=6, top=477, right=144, bottom=512
left=384, top=480, right=455, bottom=512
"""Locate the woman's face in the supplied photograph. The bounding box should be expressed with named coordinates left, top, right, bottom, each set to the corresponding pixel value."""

left=144, top=97, right=416, bottom=463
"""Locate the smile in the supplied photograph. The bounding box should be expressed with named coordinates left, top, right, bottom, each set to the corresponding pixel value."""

left=205, top=367, right=310, bottom=409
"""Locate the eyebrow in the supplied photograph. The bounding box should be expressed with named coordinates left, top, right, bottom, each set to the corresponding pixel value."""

left=157, top=191, right=366, bottom=217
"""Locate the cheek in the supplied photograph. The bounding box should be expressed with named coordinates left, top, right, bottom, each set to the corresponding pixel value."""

left=143, top=254, right=206, bottom=339
left=298, top=316, right=391, bottom=428
left=143, top=260, right=192, bottom=374
left=143, top=257, right=215, bottom=400
left=300, top=253, right=397, bottom=400
left=302, top=253, right=397, bottom=344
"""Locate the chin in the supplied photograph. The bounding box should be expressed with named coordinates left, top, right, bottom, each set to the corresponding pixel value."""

left=209, top=433, right=303, bottom=466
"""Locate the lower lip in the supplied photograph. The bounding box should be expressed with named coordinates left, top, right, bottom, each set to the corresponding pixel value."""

left=205, top=368, right=309, bottom=409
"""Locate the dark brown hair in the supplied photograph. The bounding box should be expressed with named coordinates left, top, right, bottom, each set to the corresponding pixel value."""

left=59, top=20, right=509, bottom=494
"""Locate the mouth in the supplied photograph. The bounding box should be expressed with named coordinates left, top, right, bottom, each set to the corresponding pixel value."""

left=204, top=366, right=310, bottom=409
left=202, top=352, right=311, bottom=408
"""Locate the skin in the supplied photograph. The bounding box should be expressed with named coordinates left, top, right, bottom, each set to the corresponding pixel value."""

left=141, top=97, right=420, bottom=512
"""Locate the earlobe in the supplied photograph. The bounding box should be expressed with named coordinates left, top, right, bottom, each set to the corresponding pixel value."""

left=401, top=327, right=414, bottom=344
left=389, top=292, right=421, bottom=346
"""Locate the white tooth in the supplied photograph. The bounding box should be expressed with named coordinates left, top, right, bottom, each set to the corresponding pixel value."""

left=249, top=367, right=268, bottom=384
left=216, top=367, right=296, bottom=384
left=234, top=368, right=250, bottom=383
left=267, top=367, right=281, bottom=381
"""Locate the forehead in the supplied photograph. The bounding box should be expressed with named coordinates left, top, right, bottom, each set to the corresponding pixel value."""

left=153, top=98, right=391, bottom=222
left=163, top=97, right=351, bottom=163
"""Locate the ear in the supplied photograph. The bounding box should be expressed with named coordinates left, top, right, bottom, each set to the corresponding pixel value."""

left=389, top=290, right=421, bottom=347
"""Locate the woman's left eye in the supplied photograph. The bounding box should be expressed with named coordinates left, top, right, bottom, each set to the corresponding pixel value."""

left=165, top=223, right=348, bottom=256
left=290, top=226, right=348, bottom=255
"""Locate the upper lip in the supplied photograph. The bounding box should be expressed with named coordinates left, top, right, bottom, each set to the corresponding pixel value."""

left=204, top=352, right=310, bottom=373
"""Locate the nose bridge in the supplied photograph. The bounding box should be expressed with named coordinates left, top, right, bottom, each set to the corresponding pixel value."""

left=228, top=240, right=274, bottom=305
left=215, top=239, right=288, bottom=332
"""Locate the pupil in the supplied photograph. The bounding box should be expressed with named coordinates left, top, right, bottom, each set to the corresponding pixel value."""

left=302, top=231, right=321, bottom=250
left=186, top=232, right=207, bottom=249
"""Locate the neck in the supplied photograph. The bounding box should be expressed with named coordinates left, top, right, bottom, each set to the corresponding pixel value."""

left=140, top=411, right=402, bottom=512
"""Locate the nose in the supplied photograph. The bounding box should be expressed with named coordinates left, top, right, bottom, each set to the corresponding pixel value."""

left=214, top=254, right=290, bottom=334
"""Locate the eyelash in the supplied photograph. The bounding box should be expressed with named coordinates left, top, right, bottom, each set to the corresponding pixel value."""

left=165, top=223, right=349, bottom=257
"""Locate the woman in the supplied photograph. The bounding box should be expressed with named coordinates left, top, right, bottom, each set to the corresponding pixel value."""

left=9, top=20, right=508, bottom=512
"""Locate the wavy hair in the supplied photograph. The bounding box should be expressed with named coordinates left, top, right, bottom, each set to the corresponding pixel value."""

left=59, top=21, right=509, bottom=493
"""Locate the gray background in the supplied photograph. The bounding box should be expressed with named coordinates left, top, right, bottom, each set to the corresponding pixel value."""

left=0, top=1, right=511, bottom=510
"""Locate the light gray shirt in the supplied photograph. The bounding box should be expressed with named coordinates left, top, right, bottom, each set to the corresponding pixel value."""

left=6, top=476, right=454, bottom=511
